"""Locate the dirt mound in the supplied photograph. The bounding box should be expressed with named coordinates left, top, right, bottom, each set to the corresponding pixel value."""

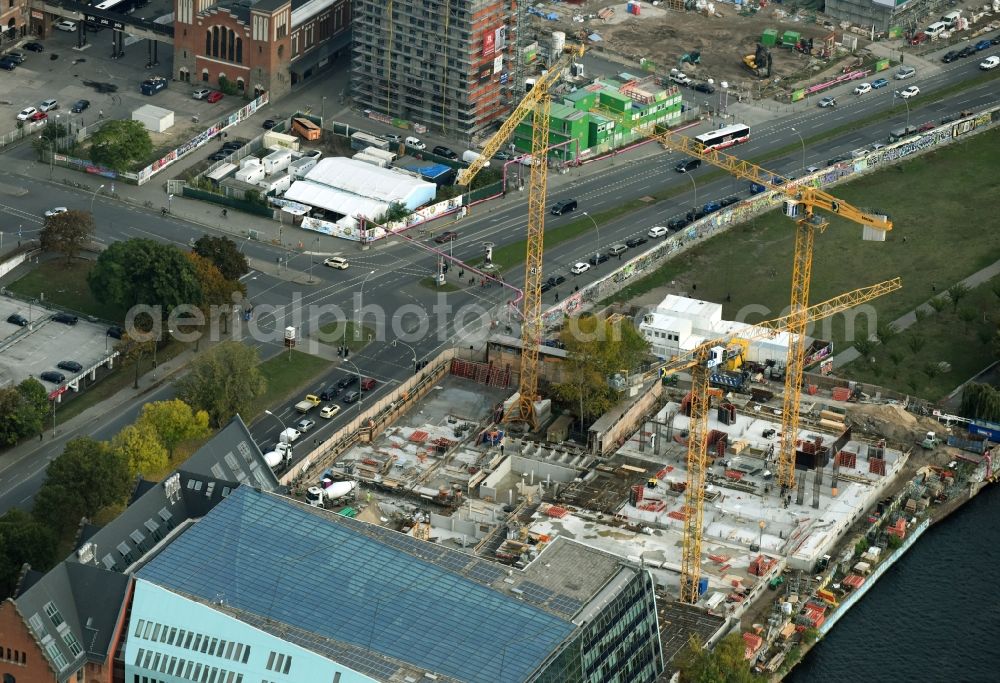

left=845, top=403, right=940, bottom=444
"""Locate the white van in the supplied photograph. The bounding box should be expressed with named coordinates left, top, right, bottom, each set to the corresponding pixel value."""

left=924, top=22, right=948, bottom=38
left=940, top=11, right=961, bottom=29
left=405, top=136, right=426, bottom=150
left=462, top=150, right=489, bottom=167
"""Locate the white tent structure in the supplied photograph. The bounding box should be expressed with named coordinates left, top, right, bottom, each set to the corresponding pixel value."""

left=284, top=157, right=436, bottom=221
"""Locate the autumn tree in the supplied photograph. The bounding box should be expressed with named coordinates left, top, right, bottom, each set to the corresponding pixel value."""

left=40, top=209, right=95, bottom=264
left=184, top=252, right=247, bottom=337
left=111, top=422, right=169, bottom=478
left=33, top=437, right=132, bottom=533
left=116, top=330, right=157, bottom=390
left=192, top=235, right=250, bottom=281
left=176, top=341, right=266, bottom=427
left=551, top=315, right=650, bottom=429
left=674, top=632, right=755, bottom=683
left=136, top=399, right=210, bottom=458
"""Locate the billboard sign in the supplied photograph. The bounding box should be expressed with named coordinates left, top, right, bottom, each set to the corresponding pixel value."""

left=483, top=26, right=507, bottom=56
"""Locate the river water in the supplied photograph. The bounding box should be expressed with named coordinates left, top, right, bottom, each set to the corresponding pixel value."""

left=788, top=485, right=1000, bottom=682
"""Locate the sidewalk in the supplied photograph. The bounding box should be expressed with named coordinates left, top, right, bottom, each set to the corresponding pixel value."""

left=829, top=258, right=1000, bottom=368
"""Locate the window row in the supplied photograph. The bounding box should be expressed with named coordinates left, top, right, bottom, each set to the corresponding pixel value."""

left=1, top=646, right=27, bottom=665
left=264, top=650, right=292, bottom=674
left=205, top=26, right=243, bottom=64
left=132, top=619, right=250, bottom=664
left=134, top=647, right=245, bottom=683
left=647, top=330, right=679, bottom=341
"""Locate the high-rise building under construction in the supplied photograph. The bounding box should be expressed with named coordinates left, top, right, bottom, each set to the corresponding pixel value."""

left=351, top=0, right=518, bottom=139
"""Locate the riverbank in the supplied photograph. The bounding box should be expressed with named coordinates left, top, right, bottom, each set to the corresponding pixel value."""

left=771, top=462, right=997, bottom=680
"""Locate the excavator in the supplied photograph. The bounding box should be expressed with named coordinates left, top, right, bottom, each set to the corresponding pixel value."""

left=743, top=43, right=772, bottom=79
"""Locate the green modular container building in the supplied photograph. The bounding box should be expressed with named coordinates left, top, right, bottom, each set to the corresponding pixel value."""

left=761, top=28, right=779, bottom=46
left=781, top=30, right=801, bottom=47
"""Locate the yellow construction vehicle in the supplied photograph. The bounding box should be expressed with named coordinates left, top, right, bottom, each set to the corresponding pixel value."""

left=652, top=124, right=894, bottom=494
left=648, top=279, right=901, bottom=603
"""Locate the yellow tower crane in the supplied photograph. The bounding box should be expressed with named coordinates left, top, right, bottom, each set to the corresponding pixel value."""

left=455, top=45, right=584, bottom=428
left=647, top=278, right=901, bottom=603
left=652, top=125, right=894, bottom=492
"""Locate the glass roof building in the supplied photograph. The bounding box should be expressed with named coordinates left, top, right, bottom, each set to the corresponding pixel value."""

left=129, top=486, right=663, bottom=683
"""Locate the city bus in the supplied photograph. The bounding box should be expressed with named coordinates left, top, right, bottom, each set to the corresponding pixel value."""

left=694, top=124, right=751, bottom=151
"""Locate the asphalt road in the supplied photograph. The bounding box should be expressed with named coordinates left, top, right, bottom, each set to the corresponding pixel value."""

left=0, top=61, right=997, bottom=512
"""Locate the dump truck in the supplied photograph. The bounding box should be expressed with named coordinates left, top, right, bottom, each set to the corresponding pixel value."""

left=295, top=394, right=321, bottom=413
left=742, top=44, right=772, bottom=78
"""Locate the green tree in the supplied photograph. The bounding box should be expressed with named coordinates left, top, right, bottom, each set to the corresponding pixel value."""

left=0, top=509, right=59, bottom=599
left=185, top=251, right=246, bottom=337
left=33, top=437, right=132, bottom=533
left=89, top=119, right=153, bottom=171
left=928, top=297, right=948, bottom=314
left=40, top=209, right=95, bottom=264
left=111, top=422, right=169, bottom=477
left=958, top=307, right=976, bottom=329
left=888, top=350, right=904, bottom=367
left=959, top=382, right=1000, bottom=422
left=176, top=341, right=266, bottom=427
left=88, top=238, right=202, bottom=313
left=30, top=123, right=69, bottom=160
left=854, top=337, right=874, bottom=358
left=907, top=334, right=926, bottom=354
left=551, top=315, right=650, bottom=429
left=674, top=633, right=754, bottom=683
left=875, top=321, right=898, bottom=347
left=192, top=235, right=250, bottom=281
left=947, top=282, right=970, bottom=313
left=0, top=378, right=50, bottom=445
left=116, top=329, right=157, bottom=390
left=137, top=399, right=210, bottom=457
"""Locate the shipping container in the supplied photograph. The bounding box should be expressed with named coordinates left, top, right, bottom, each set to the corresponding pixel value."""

left=235, top=164, right=265, bottom=184
left=350, top=131, right=390, bottom=152
left=262, top=149, right=293, bottom=175
left=258, top=172, right=292, bottom=195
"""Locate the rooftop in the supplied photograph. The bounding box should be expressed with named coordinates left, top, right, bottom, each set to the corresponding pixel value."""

left=138, top=487, right=634, bottom=682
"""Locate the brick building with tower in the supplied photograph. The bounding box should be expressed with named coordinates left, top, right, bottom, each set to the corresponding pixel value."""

left=171, top=0, right=351, bottom=100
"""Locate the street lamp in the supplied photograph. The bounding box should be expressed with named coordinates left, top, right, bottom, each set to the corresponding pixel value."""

left=90, top=184, right=105, bottom=212
left=309, top=236, right=319, bottom=284
left=685, top=171, right=698, bottom=210
left=790, top=127, right=805, bottom=173
left=392, top=339, right=419, bottom=372
left=582, top=211, right=600, bottom=264
left=265, top=409, right=292, bottom=447
left=355, top=269, right=376, bottom=341
left=894, top=90, right=911, bottom=129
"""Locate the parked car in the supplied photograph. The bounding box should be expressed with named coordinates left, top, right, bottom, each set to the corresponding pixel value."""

left=52, top=312, right=79, bottom=325
left=692, top=82, right=715, bottom=94
left=262, top=119, right=277, bottom=129
left=432, top=145, right=457, bottom=159
left=686, top=207, right=707, bottom=222
left=206, top=91, right=224, bottom=103
left=383, top=133, right=403, bottom=144
left=221, top=140, right=245, bottom=151
left=588, top=253, right=609, bottom=266
left=208, top=151, right=228, bottom=161
left=279, top=427, right=301, bottom=443
left=647, top=226, right=668, bottom=238
left=54, top=20, right=77, bottom=32
left=899, top=85, right=920, bottom=99
left=16, top=107, right=38, bottom=121
left=434, top=231, right=458, bottom=244
left=493, top=150, right=514, bottom=160
left=342, top=390, right=361, bottom=404
left=550, top=199, right=577, bottom=215
left=323, top=256, right=349, bottom=269
left=625, top=236, right=648, bottom=248
left=667, top=217, right=690, bottom=231
left=296, top=418, right=316, bottom=433
left=0, top=57, right=16, bottom=71
left=818, top=96, right=837, bottom=108
left=360, top=377, right=377, bottom=391
left=405, top=136, right=426, bottom=150
left=871, top=77, right=889, bottom=89
left=975, top=40, right=992, bottom=51
left=3, top=52, right=25, bottom=64
left=853, top=83, right=871, bottom=95
left=894, top=65, right=916, bottom=79
left=675, top=158, right=701, bottom=173
left=917, top=121, right=936, bottom=132
left=942, top=50, right=961, bottom=63
left=40, top=371, right=66, bottom=384
left=44, top=206, right=68, bottom=217
left=7, top=314, right=28, bottom=327
left=107, top=325, right=124, bottom=339
left=71, top=99, right=90, bottom=113
left=980, top=56, right=1000, bottom=71
left=720, top=195, right=740, bottom=207
left=958, top=45, right=977, bottom=58
left=29, top=112, right=48, bottom=123
left=320, top=404, right=341, bottom=419
left=337, top=375, right=359, bottom=389
left=547, top=275, right=566, bottom=287
left=57, top=360, right=83, bottom=373
left=39, top=99, right=58, bottom=112
left=702, top=200, right=722, bottom=214
left=192, top=88, right=211, bottom=99
left=24, top=42, right=44, bottom=53
left=570, top=262, right=591, bottom=275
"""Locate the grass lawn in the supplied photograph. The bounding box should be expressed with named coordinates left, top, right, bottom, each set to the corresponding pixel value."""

left=843, top=277, right=1000, bottom=401
left=419, top=277, right=460, bottom=292
left=314, top=321, right=374, bottom=352
left=606, top=127, right=1000, bottom=358
left=9, top=259, right=125, bottom=322
left=249, top=349, right=331, bottom=420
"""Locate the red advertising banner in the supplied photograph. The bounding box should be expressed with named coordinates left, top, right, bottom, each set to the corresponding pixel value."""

left=483, top=30, right=496, bottom=57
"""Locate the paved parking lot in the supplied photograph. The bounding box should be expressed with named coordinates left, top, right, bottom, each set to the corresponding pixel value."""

left=0, top=296, right=114, bottom=390
left=0, top=23, right=228, bottom=132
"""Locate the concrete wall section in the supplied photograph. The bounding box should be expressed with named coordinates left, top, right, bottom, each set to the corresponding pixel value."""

left=589, top=382, right=664, bottom=456
left=479, top=454, right=513, bottom=500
